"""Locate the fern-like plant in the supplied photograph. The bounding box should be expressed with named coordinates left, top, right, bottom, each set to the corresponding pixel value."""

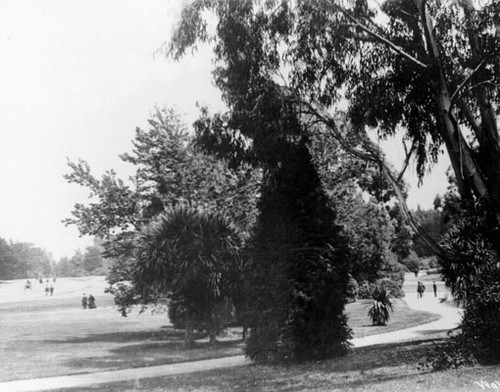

left=368, top=286, right=393, bottom=326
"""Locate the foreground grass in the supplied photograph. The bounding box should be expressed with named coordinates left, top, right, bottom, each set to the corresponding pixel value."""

left=0, top=294, right=439, bottom=382
left=52, top=339, right=500, bottom=392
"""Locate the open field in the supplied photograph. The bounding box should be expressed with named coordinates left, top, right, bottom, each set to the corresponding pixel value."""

left=0, top=276, right=440, bottom=384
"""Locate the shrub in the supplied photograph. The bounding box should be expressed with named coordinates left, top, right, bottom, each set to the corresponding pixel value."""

left=357, top=282, right=374, bottom=299
left=376, top=278, right=404, bottom=299
left=419, top=332, right=477, bottom=371
left=404, top=252, right=422, bottom=276
left=460, top=277, right=500, bottom=364
left=346, top=276, right=359, bottom=302
left=367, top=286, right=393, bottom=326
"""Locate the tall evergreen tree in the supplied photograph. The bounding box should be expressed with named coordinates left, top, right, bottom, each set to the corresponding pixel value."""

left=170, top=4, right=352, bottom=360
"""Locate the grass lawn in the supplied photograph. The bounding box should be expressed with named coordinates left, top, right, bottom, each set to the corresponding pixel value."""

left=51, top=339, right=500, bottom=392
left=346, top=299, right=440, bottom=338
left=0, top=289, right=439, bottom=383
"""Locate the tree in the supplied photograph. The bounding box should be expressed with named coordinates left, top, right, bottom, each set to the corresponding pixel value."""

left=310, top=130, right=407, bottom=296
left=133, top=206, right=241, bottom=346
left=0, top=238, right=19, bottom=279
left=65, top=107, right=260, bottom=318
left=412, top=207, right=444, bottom=258
left=0, top=239, right=54, bottom=279
left=168, top=0, right=500, bottom=363
left=170, top=5, right=353, bottom=361
left=169, top=0, right=500, bottom=256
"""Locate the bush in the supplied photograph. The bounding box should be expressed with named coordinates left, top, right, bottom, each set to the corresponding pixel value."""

left=419, top=332, right=477, bottom=371
left=357, top=282, right=374, bottom=299
left=404, top=252, right=422, bottom=276
left=460, top=277, right=500, bottom=364
left=357, top=278, right=404, bottom=300
left=435, top=212, right=500, bottom=367
left=376, top=278, right=404, bottom=298
left=367, top=286, right=393, bottom=326
left=346, top=276, right=359, bottom=302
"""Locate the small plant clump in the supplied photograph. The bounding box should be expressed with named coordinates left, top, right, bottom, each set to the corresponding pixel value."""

left=368, top=286, right=393, bottom=326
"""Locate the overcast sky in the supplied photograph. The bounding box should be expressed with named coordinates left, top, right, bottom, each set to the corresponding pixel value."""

left=0, top=0, right=448, bottom=260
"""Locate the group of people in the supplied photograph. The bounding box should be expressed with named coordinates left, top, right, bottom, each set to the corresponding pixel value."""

left=417, top=280, right=438, bottom=298
left=82, top=293, right=96, bottom=309
left=24, top=277, right=56, bottom=296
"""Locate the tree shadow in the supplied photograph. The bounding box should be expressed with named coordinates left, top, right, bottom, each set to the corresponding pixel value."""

left=61, top=338, right=244, bottom=371
left=42, top=326, right=204, bottom=344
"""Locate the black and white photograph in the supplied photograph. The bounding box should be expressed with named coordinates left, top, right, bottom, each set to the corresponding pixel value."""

left=0, top=1, right=499, bottom=391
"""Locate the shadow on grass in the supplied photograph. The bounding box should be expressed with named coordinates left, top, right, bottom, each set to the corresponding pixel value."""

left=42, top=326, right=244, bottom=372
left=42, top=326, right=200, bottom=344
left=62, top=337, right=244, bottom=371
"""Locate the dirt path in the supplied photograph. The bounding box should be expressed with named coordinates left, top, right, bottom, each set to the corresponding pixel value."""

left=0, top=274, right=463, bottom=392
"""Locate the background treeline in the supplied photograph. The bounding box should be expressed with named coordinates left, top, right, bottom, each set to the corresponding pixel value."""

left=0, top=237, right=108, bottom=280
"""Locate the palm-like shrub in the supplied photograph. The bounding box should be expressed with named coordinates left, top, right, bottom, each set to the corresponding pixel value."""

left=134, top=205, right=241, bottom=346
left=368, top=286, right=393, bottom=326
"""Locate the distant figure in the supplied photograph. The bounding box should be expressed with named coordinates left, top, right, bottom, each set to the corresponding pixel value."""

left=417, top=281, right=425, bottom=299
left=53, top=276, right=57, bottom=283
left=49, top=284, right=54, bottom=296
left=433, top=280, right=437, bottom=297
left=45, top=284, right=50, bottom=296
left=39, top=277, right=43, bottom=284
left=88, top=294, right=96, bottom=309
left=82, top=293, right=88, bottom=309
left=24, top=280, right=31, bottom=290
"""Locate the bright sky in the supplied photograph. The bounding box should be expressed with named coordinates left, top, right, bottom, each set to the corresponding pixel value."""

left=0, top=0, right=448, bottom=260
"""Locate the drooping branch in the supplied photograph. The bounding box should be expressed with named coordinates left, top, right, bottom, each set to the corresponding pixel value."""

left=397, top=140, right=416, bottom=183
left=330, top=4, right=428, bottom=69
left=297, top=98, right=447, bottom=260
left=450, top=59, right=486, bottom=103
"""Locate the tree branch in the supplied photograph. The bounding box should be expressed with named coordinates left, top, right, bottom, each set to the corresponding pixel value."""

left=331, top=5, right=428, bottom=69
left=450, top=59, right=486, bottom=103
left=397, top=140, right=416, bottom=183
left=296, top=97, right=447, bottom=260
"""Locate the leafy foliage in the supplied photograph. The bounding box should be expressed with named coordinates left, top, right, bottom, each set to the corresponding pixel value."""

left=64, top=108, right=260, bottom=316
left=367, top=286, right=394, bottom=326
left=133, top=206, right=241, bottom=345
left=0, top=238, right=54, bottom=279
left=245, top=142, right=352, bottom=361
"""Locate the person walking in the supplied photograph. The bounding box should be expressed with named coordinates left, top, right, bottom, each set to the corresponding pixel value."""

left=82, top=293, right=88, bottom=309
left=433, top=280, right=437, bottom=297
left=49, top=284, right=54, bottom=296
left=88, top=294, right=96, bottom=309
left=45, top=284, right=50, bottom=296
left=417, top=282, right=424, bottom=299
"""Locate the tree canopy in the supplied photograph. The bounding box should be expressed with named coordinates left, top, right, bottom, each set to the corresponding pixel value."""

left=168, top=0, right=500, bottom=257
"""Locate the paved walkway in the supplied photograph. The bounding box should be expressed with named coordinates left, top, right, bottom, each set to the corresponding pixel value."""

left=0, top=274, right=462, bottom=392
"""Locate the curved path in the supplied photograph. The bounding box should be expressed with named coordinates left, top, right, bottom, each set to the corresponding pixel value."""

left=0, top=274, right=463, bottom=392
left=353, top=273, right=462, bottom=347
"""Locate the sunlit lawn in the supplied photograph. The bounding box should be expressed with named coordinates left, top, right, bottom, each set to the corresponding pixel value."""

left=347, top=299, right=440, bottom=339
left=0, top=289, right=440, bottom=383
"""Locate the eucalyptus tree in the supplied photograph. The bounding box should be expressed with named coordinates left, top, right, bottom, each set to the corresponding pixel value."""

left=168, top=0, right=500, bottom=363
left=168, top=0, right=500, bottom=257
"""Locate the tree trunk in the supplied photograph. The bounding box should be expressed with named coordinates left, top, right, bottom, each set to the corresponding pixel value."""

left=185, top=309, right=194, bottom=348
left=415, top=0, right=500, bottom=223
